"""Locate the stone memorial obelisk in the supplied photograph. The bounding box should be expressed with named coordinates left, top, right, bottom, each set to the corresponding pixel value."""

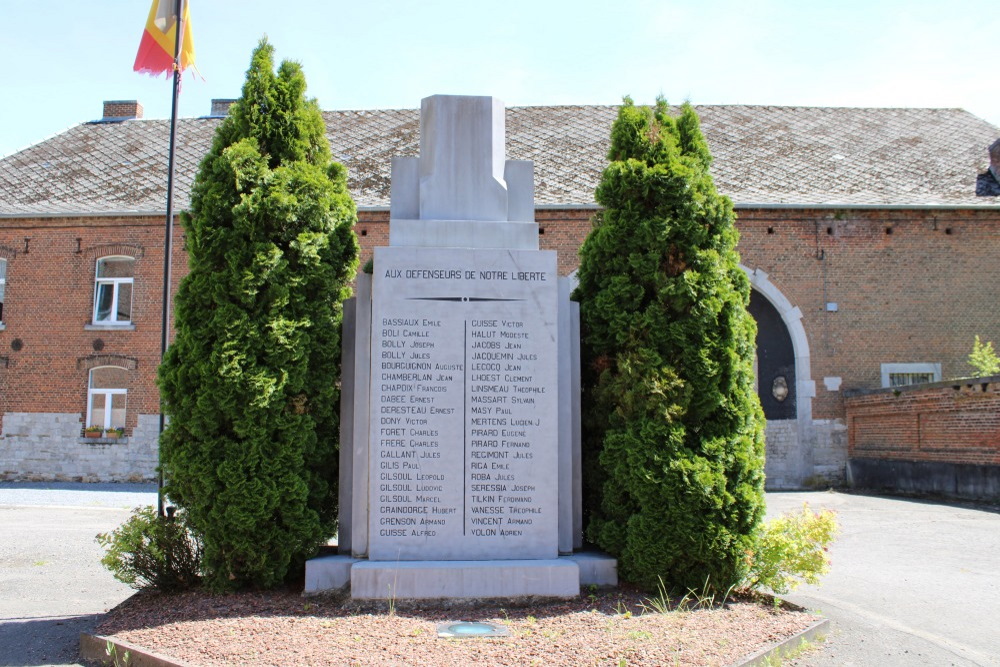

left=306, top=95, right=614, bottom=599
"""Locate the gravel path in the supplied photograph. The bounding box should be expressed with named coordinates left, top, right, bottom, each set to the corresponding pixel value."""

left=97, top=587, right=820, bottom=666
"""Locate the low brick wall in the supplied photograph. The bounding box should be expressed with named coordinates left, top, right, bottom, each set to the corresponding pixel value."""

left=844, top=377, right=1000, bottom=500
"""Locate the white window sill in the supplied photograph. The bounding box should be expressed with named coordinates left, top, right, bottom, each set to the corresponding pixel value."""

left=0, top=323, right=5, bottom=331
left=85, top=323, right=136, bottom=331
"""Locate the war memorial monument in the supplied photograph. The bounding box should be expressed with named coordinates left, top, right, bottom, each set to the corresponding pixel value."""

left=305, top=95, right=616, bottom=599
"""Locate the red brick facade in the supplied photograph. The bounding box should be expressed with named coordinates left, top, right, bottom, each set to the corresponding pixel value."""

left=2, top=205, right=999, bottom=483
left=0, top=216, right=187, bottom=438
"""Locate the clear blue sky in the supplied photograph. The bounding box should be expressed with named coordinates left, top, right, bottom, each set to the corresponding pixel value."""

left=1, top=0, right=997, bottom=157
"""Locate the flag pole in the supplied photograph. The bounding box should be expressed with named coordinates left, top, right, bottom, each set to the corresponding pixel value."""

left=158, top=0, right=185, bottom=518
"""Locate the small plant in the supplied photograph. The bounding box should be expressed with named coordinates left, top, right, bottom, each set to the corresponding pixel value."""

left=639, top=577, right=689, bottom=614
left=687, top=576, right=736, bottom=609
left=105, top=427, right=125, bottom=439
left=969, top=335, right=1000, bottom=377
left=96, top=505, right=202, bottom=591
left=105, top=639, right=131, bottom=667
left=744, top=503, right=839, bottom=595
left=761, top=636, right=821, bottom=666
left=84, top=425, right=104, bottom=437
left=386, top=583, right=396, bottom=617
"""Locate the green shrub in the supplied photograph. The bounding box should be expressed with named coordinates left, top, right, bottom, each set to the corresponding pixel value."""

left=968, top=335, right=1000, bottom=377
left=744, top=504, right=839, bottom=595
left=156, top=39, right=359, bottom=590
left=96, top=506, right=201, bottom=591
left=575, top=97, right=766, bottom=593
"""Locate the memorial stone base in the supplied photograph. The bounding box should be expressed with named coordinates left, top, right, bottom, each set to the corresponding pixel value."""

left=304, top=553, right=617, bottom=598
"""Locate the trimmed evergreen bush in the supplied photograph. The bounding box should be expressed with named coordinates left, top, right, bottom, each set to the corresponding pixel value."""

left=575, top=97, right=766, bottom=593
left=157, top=39, right=359, bottom=590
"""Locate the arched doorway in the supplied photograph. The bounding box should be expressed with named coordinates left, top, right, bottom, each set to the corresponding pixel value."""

left=742, top=267, right=816, bottom=489
left=749, top=291, right=796, bottom=420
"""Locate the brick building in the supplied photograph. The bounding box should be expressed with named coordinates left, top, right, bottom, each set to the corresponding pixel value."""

left=0, top=99, right=997, bottom=486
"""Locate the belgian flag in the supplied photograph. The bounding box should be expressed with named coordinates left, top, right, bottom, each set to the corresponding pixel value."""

left=133, top=0, right=196, bottom=77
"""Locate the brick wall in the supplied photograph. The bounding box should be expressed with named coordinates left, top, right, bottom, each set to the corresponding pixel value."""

left=2, top=205, right=1000, bottom=482
left=735, top=208, right=1000, bottom=420
left=845, top=378, right=1000, bottom=465
left=0, top=216, right=186, bottom=479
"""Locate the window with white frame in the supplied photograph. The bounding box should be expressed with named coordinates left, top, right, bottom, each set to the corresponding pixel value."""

left=0, top=258, right=6, bottom=323
left=93, top=256, right=135, bottom=324
left=880, top=362, right=941, bottom=388
left=87, top=366, right=128, bottom=431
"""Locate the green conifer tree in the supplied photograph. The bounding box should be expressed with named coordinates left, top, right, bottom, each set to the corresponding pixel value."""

left=575, top=98, right=765, bottom=592
left=157, top=39, right=359, bottom=590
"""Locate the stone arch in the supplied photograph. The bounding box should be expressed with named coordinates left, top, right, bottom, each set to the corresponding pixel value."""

left=83, top=243, right=144, bottom=261
left=76, top=354, right=138, bottom=371
left=741, top=266, right=815, bottom=423
left=741, top=266, right=816, bottom=488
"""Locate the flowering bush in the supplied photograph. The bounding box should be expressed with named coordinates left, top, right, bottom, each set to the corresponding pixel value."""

left=743, top=503, right=839, bottom=595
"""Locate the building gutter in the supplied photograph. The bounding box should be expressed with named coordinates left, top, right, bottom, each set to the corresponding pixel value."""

left=2, top=201, right=997, bottom=219
left=0, top=210, right=165, bottom=219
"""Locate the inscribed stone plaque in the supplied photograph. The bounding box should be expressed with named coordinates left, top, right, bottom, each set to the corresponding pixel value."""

left=368, top=245, right=559, bottom=560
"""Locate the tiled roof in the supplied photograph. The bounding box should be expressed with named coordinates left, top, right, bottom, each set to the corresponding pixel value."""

left=1, top=104, right=997, bottom=216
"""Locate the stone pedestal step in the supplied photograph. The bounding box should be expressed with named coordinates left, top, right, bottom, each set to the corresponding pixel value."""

left=304, top=552, right=617, bottom=599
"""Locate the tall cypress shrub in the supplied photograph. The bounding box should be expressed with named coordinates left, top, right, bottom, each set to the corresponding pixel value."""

left=575, top=98, right=765, bottom=592
left=157, top=39, right=359, bottom=590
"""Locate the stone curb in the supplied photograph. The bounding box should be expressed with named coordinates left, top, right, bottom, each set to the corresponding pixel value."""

left=82, top=618, right=830, bottom=667
left=79, top=633, right=191, bottom=667
left=730, top=617, right=830, bottom=667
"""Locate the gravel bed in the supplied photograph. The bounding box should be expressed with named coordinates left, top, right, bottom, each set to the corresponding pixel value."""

left=96, top=586, right=820, bottom=666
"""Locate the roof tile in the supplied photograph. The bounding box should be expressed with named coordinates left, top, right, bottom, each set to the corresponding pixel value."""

left=0, top=105, right=997, bottom=216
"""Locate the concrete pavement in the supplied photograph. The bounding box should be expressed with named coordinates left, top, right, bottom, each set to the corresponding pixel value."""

left=767, top=491, right=1000, bottom=667
left=3, top=484, right=998, bottom=666
left=0, top=483, right=157, bottom=667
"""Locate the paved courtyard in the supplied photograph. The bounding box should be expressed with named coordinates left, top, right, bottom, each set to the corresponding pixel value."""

left=2, top=484, right=998, bottom=666
left=0, top=483, right=156, bottom=667
left=768, top=491, right=1000, bottom=666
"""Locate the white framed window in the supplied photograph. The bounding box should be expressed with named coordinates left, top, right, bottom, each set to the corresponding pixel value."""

left=0, top=258, right=6, bottom=323
left=87, top=366, right=128, bottom=431
left=93, top=256, right=135, bottom=325
left=880, top=362, right=941, bottom=388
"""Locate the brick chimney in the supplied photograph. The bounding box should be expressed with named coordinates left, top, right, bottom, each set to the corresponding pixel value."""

left=102, top=100, right=143, bottom=120
left=990, top=139, right=1000, bottom=183
left=210, top=99, right=237, bottom=117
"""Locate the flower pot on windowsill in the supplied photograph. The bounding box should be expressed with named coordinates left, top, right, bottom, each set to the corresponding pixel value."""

left=84, top=426, right=104, bottom=438
left=105, top=428, right=124, bottom=440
